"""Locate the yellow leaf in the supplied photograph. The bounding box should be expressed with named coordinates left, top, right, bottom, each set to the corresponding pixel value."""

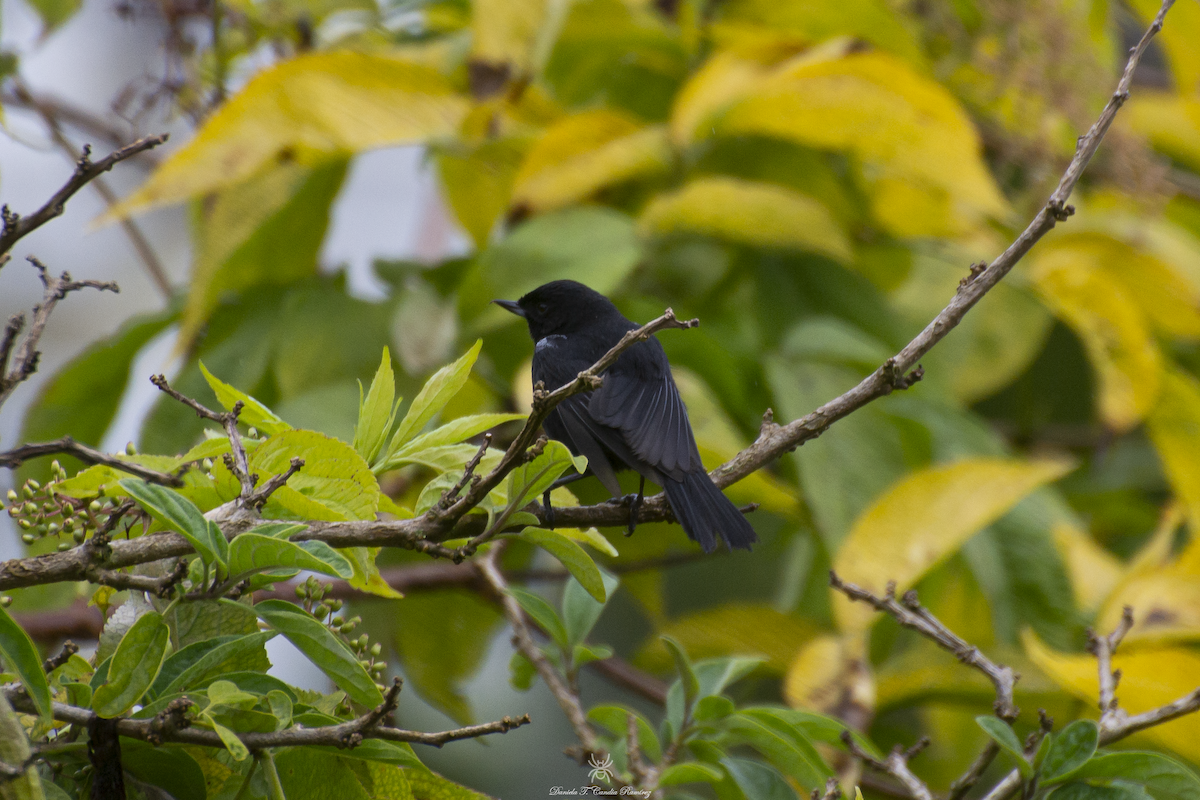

left=833, top=457, right=1074, bottom=633
left=639, top=176, right=851, bottom=260
left=783, top=633, right=875, bottom=718
left=1126, top=0, right=1200, bottom=95
left=707, top=51, right=1007, bottom=236
left=1127, top=93, right=1200, bottom=175
left=471, top=0, right=548, bottom=73
left=638, top=603, right=821, bottom=674
left=671, top=50, right=774, bottom=145
left=436, top=137, right=528, bottom=248
left=1052, top=521, right=1122, bottom=612
left=511, top=112, right=672, bottom=213
left=1148, top=372, right=1200, bottom=542
left=108, top=52, right=469, bottom=218
left=1023, top=631, right=1200, bottom=761
left=1097, top=567, right=1200, bottom=646
left=714, top=0, right=923, bottom=64
left=674, top=368, right=800, bottom=517
left=1059, top=233, right=1200, bottom=339
left=1030, top=243, right=1162, bottom=431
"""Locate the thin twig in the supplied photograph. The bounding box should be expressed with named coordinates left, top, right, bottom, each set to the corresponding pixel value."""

left=831, top=573, right=1019, bottom=721
left=843, top=732, right=934, bottom=800
left=476, top=544, right=600, bottom=759
left=150, top=374, right=257, bottom=498
left=948, top=742, right=1000, bottom=800
left=1088, top=605, right=1133, bottom=725
left=12, top=79, right=172, bottom=299
left=2, top=685, right=529, bottom=749
left=244, top=457, right=304, bottom=510
left=0, top=436, right=184, bottom=486
left=0, top=259, right=120, bottom=409
left=0, top=133, right=168, bottom=258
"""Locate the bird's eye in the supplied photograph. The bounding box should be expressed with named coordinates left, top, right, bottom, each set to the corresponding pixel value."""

left=538, top=303, right=549, bottom=314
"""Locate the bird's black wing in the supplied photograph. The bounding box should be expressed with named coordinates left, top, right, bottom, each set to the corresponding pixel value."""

left=588, top=338, right=702, bottom=482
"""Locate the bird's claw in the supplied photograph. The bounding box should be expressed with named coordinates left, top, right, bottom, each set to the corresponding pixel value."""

left=542, top=489, right=556, bottom=529
left=622, top=491, right=644, bottom=537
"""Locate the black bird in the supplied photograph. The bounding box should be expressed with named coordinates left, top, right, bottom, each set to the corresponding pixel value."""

left=494, top=280, right=756, bottom=553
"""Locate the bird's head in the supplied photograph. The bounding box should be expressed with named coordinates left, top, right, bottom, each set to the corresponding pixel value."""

left=493, top=280, right=621, bottom=340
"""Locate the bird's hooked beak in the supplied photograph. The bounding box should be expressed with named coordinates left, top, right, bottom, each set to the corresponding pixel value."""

left=492, top=299, right=525, bottom=318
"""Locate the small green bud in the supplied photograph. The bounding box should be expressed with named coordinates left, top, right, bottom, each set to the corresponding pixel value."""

left=370, top=643, right=382, bottom=657
left=62, top=504, right=75, bottom=517
left=340, top=623, right=355, bottom=634
left=24, top=502, right=37, bottom=515
left=247, top=427, right=259, bottom=439
left=47, top=522, right=60, bottom=534
left=202, top=458, right=213, bottom=470
left=22, top=485, right=34, bottom=499
left=89, top=500, right=102, bottom=513
left=358, top=660, right=372, bottom=670
left=21, top=533, right=35, bottom=544
left=330, top=616, right=344, bottom=627
left=313, top=603, right=329, bottom=619
left=18, top=519, right=32, bottom=530
left=73, top=530, right=85, bottom=544
left=50, top=460, right=61, bottom=472
left=295, top=584, right=307, bottom=599
left=0, top=596, right=11, bottom=607
left=125, top=442, right=137, bottom=455
left=57, top=542, right=71, bottom=552
left=6, top=489, right=17, bottom=502
left=6, top=506, right=18, bottom=518
left=27, top=479, right=40, bottom=491
left=42, top=502, right=55, bottom=514
left=357, top=634, right=369, bottom=648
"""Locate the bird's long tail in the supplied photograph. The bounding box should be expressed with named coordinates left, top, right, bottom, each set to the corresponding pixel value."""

left=664, top=471, right=757, bottom=553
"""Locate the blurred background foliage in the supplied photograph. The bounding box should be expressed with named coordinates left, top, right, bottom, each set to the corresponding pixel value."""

left=7, top=0, right=1200, bottom=794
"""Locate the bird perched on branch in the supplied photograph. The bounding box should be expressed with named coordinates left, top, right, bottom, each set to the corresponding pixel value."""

left=494, top=280, right=756, bottom=553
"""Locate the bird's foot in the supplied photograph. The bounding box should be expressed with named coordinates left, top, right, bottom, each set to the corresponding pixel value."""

left=542, top=489, right=556, bottom=529
left=622, top=491, right=644, bottom=537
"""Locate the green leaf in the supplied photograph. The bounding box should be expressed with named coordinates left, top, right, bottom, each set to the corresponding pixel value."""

left=662, top=635, right=700, bottom=712
left=229, top=533, right=353, bottom=580
left=466, top=206, right=642, bottom=319
left=0, top=692, right=41, bottom=798
left=1042, top=720, right=1100, bottom=783
left=720, top=757, right=799, bottom=800
left=976, top=716, right=1033, bottom=778
left=658, top=762, right=724, bottom=786
left=199, top=361, right=292, bottom=435
left=0, top=606, right=52, bottom=721
left=381, top=340, right=483, bottom=464
left=587, top=705, right=662, bottom=762
left=388, top=413, right=526, bottom=461
left=725, top=708, right=833, bottom=788
left=388, top=589, right=504, bottom=725
left=210, top=719, right=250, bottom=761
left=273, top=748, right=372, bottom=799
left=120, top=478, right=226, bottom=568
left=508, top=587, right=568, bottom=650
left=1048, top=783, right=1154, bottom=800
left=505, top=440, right=587, bottom=511
left=510, top=650, right=538, bottom=691
left=516, top=528, right=606, bottom=602
left=251, top=599, right=383, bottom=708
left=246, top=430, right=380, bottom=522
left=26, top=0, right=80, bottom=31
left=353, top=348, right=400, bottom=464
left=93, top=611, right=171, bottom=717
left=157, top=631, right=276, bottom=697
left=562, top=571, right=620, bottom=648
left=182, top=160, right=346, bottom=347
left=121, top=741, right=207, bottom=800
left=1073, top=752, right=1200, bottom=800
